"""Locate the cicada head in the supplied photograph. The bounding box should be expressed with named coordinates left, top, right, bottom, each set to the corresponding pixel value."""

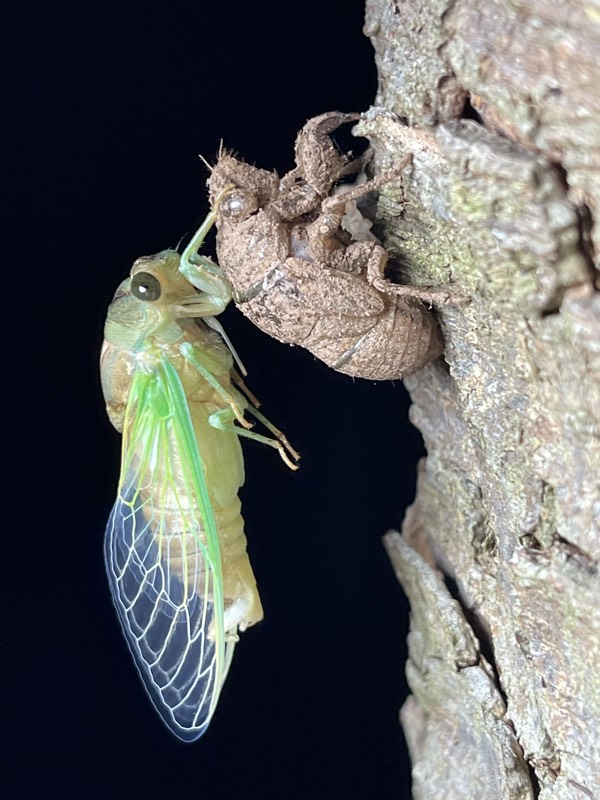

left=104, top=249, right=203, bottom=351
left=208, top=153, right=278, bottom=210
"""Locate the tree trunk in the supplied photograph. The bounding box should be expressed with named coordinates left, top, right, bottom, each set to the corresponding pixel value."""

left=359, top=1, right=600, bottom=797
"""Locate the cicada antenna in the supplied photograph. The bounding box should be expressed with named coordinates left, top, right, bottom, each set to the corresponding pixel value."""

left=174, top=232, right=189, bottom=252
left=198, top=152, right=214, bottom=173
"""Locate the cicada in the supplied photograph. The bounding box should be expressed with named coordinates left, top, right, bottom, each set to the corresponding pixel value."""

left=100, top=192, right=298, bottom=741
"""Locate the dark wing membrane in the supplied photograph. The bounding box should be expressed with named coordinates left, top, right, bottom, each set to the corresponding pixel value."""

left=104, top=359, right=235, bottom=741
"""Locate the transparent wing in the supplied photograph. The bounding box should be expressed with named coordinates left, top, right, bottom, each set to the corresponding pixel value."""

left=105, top=357, right=235, bottom=742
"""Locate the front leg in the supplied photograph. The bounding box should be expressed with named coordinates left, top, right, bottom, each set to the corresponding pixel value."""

left=273, top=111, right=369, bottom=221
left=179, top=185, right=235, bottom=311
left=292, top=111, right=361, bottom=195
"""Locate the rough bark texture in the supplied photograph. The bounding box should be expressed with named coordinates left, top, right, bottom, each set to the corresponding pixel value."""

left=359, top=1, right=600, bottom=798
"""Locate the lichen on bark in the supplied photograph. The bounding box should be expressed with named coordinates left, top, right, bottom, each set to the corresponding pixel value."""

left=360, top=1, right=600, bottom=797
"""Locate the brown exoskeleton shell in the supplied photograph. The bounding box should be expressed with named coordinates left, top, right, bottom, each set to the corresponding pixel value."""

left=207, top=111, right=453, bottom=381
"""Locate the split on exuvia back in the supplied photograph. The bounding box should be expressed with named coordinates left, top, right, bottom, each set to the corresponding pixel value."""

left=100, top=192, right=299, bottom=741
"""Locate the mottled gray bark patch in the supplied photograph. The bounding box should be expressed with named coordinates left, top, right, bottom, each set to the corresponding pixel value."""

left=362, top=1, right=600, bottom=796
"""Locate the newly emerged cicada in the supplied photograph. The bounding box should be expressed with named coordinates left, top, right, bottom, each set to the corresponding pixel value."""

left=100, top=192, right=298, bottom=741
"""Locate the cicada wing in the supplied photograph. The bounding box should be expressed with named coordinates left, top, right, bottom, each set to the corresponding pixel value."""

left=104, top=359, right=235, bottom=742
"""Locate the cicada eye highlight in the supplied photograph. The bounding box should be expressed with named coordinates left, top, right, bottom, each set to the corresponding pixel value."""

left=221, top=190, right=258, bottom=221
left=131, top=271, right=162, bottom=301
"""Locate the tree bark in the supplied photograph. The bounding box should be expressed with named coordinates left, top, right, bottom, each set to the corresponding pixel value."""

left=359, top=1, right=600, bottom=797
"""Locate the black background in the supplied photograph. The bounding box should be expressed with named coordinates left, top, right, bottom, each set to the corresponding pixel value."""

left=5, top=2, right=424, bottom=798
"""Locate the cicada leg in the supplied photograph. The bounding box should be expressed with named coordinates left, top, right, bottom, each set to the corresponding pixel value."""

left=365, top=250, right=470, bottom=306
left=208, top=407, right=300, bottom=470
left=179, top=185, right=236, bottom=304
left=231, top=369, right=261, bottom=408
left=179, top=342, right=252, bottom=429
left=229, top=372, right=300, bottom=464
left=245, top=406, right=300, bottom=465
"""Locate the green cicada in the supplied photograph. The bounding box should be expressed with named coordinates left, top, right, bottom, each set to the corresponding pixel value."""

left=100, top=190, right=299, bottom=741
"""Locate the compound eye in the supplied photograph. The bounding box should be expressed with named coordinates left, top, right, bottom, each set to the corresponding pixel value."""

left=221, top=189, right=258, bottom=221
left=131, top=271, right=161, bottom=301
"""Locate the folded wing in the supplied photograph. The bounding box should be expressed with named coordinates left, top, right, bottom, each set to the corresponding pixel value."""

left=104, top=356, right=234, bottom=741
